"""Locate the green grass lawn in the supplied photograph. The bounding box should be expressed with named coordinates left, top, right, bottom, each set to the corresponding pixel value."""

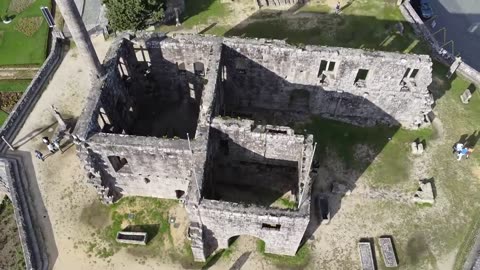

left=300, top=117, right=434, bottom=187
left=0, top=0, right=50, bottom=66
left=0, top=110, right=9, bottom=125
left=182, top=0, right=227, bottom=29
left=80, top=197, right=176, bottom=258
left=175, top=0, right=429, bottom=54
left=0, top=79, right=30, bottom=92
left=79, top=196, right=198, bottom=266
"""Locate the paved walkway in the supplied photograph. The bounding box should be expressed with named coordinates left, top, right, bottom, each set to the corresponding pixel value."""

left=425, top=0, right=480, bottom=70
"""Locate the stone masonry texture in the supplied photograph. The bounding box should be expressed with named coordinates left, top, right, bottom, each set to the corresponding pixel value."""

left=73, top=32, right=433, bottom=261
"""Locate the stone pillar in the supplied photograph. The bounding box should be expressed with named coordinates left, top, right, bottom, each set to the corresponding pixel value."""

left=55, top=0, right=104, bottom=78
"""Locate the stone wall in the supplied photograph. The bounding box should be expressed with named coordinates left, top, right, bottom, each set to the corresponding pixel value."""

left=86, top=134, right=192, bottom=199
left=74, top=33, right=219, bottom=202
left=210, top=118, right=305, bottom=164
left=221, top=38, right=433, bottom=128
left=198, top=199, right=310, bottom=256
left=74, top=32, right=434, bottom=262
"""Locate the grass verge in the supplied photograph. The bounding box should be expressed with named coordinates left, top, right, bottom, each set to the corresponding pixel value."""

left=80, top=197, right=179, bottom=259
left=0, top=0, right=50, bottom=66
left=0, top=79, right=30, bottom=92
left=257, top=240, right=310, bottom=269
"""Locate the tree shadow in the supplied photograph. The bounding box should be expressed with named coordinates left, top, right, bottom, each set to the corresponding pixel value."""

left=182, top=0, right=218, bottom=21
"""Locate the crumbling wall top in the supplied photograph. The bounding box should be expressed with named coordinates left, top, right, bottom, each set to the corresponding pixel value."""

left=199, top=198, right=310, bottom=218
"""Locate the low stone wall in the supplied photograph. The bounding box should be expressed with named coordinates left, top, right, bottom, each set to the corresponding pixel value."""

left=0, top=38, right=63, bottom=153
left=0, top=157, right=49, bottom=270
left=400, top=1, right=480, bottom=86
left=257, top=0, right=307, bottom=8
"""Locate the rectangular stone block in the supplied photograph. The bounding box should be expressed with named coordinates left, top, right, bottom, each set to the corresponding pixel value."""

left=461, top=89, right=472, bottom=104
left=358, top=241, right=376, bottom=270
left=379, top=237, right=398, bottom=267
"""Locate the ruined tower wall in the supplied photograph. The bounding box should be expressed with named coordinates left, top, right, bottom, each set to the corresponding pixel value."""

left=207, top=118, right=305, bottom=193
left=210, top=118, right=305, bottom=164
left=74, top=34, right=222, bottom=201
left=86, top=134, right=193, bottom=199
left=199, top=199, right=310, bottom=256
left=221, top=39, right=433, bottom=128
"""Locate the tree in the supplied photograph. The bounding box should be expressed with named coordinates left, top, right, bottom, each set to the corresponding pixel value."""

left=104, top=0, right=165, bottom=31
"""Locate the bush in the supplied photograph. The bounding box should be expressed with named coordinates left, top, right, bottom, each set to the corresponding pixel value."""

left=104, top=0, right=166, bottom=31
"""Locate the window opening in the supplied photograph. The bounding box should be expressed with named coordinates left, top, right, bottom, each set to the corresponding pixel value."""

left=108, top=156, right=129, bottom=172
left=410, top=69, right=419, bottom=78
left=354, top=69, right=369, bottom=87
left=222, top=66, right=227, bottom=81
left=261, top=223, right=281, bottom=231
left=328, top=61, right=336, bottom=71
left=194, top=62, right=205, bottom=76
left=317, top=60, right=328, bottom=77
left=177, top=62, right=186, bottom=74
left=235, top=58, right=247, bottom=74
left=175, top=190, right=185, bottom=199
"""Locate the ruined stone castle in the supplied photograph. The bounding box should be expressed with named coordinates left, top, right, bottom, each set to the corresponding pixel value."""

left=73, top=33, right=433, bottom=261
